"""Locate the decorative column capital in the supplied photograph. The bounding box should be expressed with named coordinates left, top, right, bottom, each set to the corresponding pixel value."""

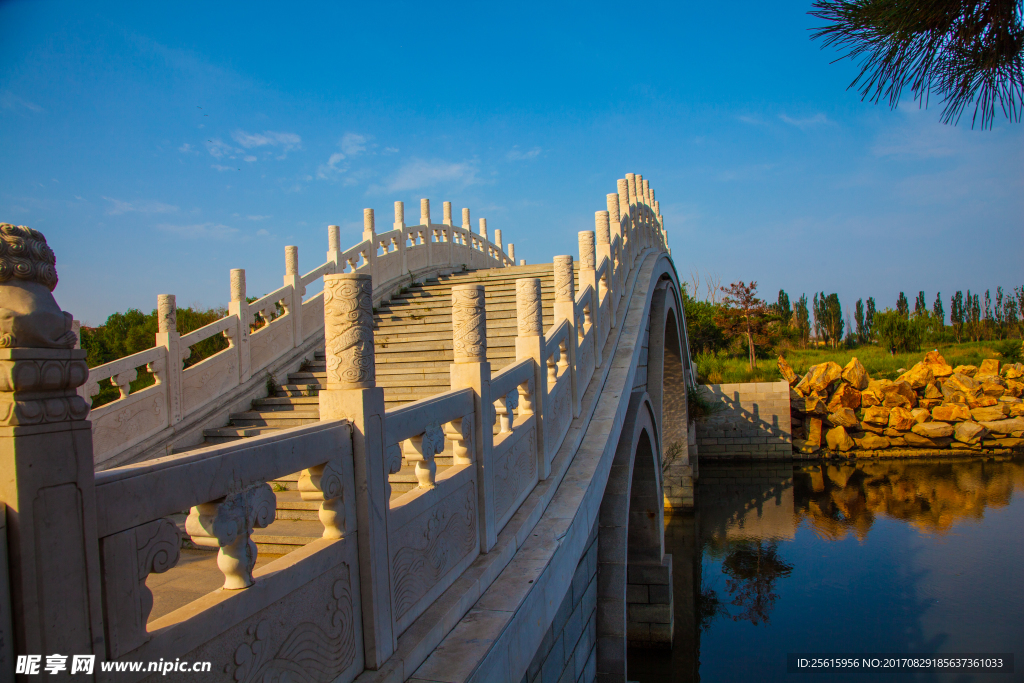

left=516, top=278, right=543, bottom=337
left=452, top=284, right=486, bottom=363
left=157, top=294, right=177, bottom=334
left=554, top=255, right=574, bottom=302
left=323, top=273, right=375, bottom=389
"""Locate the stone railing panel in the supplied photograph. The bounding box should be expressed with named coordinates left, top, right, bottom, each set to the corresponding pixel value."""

left=489, top=358, right=539, bottom=532
left=180, top=345, right=239, bottom=416
left=543, top=320, right=573, bottom=465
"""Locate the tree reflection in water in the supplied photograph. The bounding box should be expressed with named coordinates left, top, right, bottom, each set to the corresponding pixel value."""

left=700, top=540, right=793, bottom=628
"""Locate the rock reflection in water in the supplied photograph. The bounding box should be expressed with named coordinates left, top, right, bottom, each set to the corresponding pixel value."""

left=629, top=455, right=1024, bottom=683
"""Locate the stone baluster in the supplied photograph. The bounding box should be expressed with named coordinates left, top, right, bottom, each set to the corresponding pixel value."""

left=185, top=485, right=275, bottom=589
left=507, top=243, right=515, bottom=264
left=0, top=225, right=104, bottom=661
left=395, top=201, right=408, bottom=275
left=443, top=201, right=453, bottom=226
left=229, top=268, right=251, bottom=383
left=479, top=217, right=487, bottom=240
left=617, top=178, right=632, bottom=269
left=626, top=174, right=641, bottom=253
left=317, top=272, right=394, bottom=666
left=578, top=231, right=602, bottom=367
left=514, top=277, right=549, bottom=479
left=553, top=255, right=581, bottom=417
left=420, top=198, right=430, bottom=227
left=360, top=210, right=377, bottom=278
left=449, top=284, right=496, bottom=551
left=328, top=223, right=343, bottom=273
left=596, top=210, right=618, bottom=329
left=298, top=461, right=346, bottom=539
left=155, top=294, right=185, bottom=424
left=284, top=245, right=304, bottom=348
left=493, top=228, right=502, bottom=256
left=402, top=423, right=445, bottom=489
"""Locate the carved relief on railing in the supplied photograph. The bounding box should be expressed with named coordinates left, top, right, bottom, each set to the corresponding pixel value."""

left=402, top=421, right=445, bottom=489
left=100, top=517, right=181, bottom=658
left=185, top=484, right=276, bottom=590
left=452, top=284, right=486, bottom=363
left=299, top=460, right=346, bottom=539
left=516, top=278, right=543, bottom=337
left=554, top=255, right=574, bottom=302
left=323, top=273, right=374, bottom=390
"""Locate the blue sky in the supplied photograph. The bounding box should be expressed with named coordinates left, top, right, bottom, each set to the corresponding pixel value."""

left=2, top=1, right=1021, bottom=326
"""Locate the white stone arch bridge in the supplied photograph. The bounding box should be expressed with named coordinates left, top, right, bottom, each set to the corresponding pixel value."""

left=0, top=174, right=699, bottom=682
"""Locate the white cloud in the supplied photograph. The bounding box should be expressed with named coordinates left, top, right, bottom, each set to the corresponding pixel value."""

left=779, top=113, right=832, bottom=129
left=341, top=132, right=368, bottom=156
left=205, top=138, right=237, bottom=159
left=178, top=143, right=199, bottom=153
left=157, top=222, right=239, bottom=239
left=384, top=146, right=400, bottom=154
left=506, top=146, right=541, bottom=161
left=0, top=90, right=43, bottom=113
left=211, top=164, right=235, bottom=172
left=232, top=130, right=302, bottom=152
left=383, top=158, right=480, bottom=192
left=256, top=228, right=270, bottom=236
left=102, top=197, right=178, bottom=215
left=247, top=215, right=272, bottom=221
left=317, top=151, right=347, bottom=179
left=244, top=155, right=257, bottom=162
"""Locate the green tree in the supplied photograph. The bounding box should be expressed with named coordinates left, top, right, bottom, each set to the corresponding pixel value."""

left=855, top=298, right=866, bottom=342
left=896, top=291, right=910, bottom=318
left=683, top=296, right=727, bottom=356
left=950, top=290, right=965, bottom=342
left=813, top=292, right=845, bottom=348
left=809, top=0, right=1024, bottom=128
left=774, top=289, right=793, bottom=326
left=875, top=308, right=926, bottom=354
left=865, top=296, right=876, bottom=340
left=717, top=281, right=772, bottom=371
left=932, top=292, right=945, bottom=328
left=913, top=291, right=927, bottom=317
left=795, top=294, right=811, bottom=347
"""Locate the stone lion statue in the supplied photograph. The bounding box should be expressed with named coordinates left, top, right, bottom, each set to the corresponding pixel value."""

left=0, top=223, right=76, bottom=348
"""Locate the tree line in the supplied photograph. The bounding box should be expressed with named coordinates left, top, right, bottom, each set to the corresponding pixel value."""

left=683, top=281, right=1024, bottom=368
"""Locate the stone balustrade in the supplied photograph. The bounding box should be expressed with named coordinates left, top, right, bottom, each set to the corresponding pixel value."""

left=0, top=173, right=673, bottom=682
left=83, top=201, right=516, bottom=470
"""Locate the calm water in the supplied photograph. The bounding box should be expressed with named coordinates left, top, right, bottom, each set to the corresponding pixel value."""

left=630, top=455, right=1024, bottom=683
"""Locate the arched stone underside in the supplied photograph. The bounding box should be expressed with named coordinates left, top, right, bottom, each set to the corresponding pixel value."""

left=596, top=391, right=673, bottom=682
left=646, top=279, right=698, bottom=510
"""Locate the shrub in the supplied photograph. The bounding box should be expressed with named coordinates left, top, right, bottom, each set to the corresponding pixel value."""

left=695, top=351, right=725, bottom=384
left=688, top=385, right=725, bottom=423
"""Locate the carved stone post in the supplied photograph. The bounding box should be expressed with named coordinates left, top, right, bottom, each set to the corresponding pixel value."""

left=229, top=268, right=251, bottom=384
left=507, top=243, right=515, bottom=264
left=492, top=226, right=500, bottom=249
left=479, top=217, right=487, bottom=240
left=284, top=245, right=304, bottom=349
left=449, top=284, right=496, bottom=551
left=443, top=201, right=453, bottom=226
left=317, top=272, right=395, bottom=667
left=514, top=278, right=550, bottom=479
left=394, top=200, right=407, bottom=278
left=617, top=178, right=631, bottom=270
left=596, top=210, right=618, bottom=330
left=155, top=294, right=185, bottom=425
left=360, top=211, right=377, bottom=280
left=0, top=224, right=106, bottom=662
left=553, top=255, right=580, bottom=417
left=329, top=224, right=343, bottom=273
left=578, top=231, right=602, bottom=368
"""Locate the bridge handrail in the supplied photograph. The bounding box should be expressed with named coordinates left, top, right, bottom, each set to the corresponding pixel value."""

left=84, top=199, right=516, bottom=470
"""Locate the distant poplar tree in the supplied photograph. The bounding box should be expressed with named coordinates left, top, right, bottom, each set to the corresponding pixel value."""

left=795, top=294, right=811, bottom=347
left=775, top=289, right=793, bottom=326
left=932, top=292, right=945, bottom=328
left=951, top=291, right=965, bottom=342
left=897, top=292, right=910, bottom=318
left=994, top=287, right=1006, bottom=337
left=913, top=291, right=927, bottom=318
left=855, top=298, right=866, bottom=342
left=865, top=297, right=876, bottom=340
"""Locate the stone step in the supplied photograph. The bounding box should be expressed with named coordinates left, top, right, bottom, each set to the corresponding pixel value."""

left=227, top=411, right=321, bottom=427
left=397, top=282, right=556, bottom=299
left=250, top=397, right=320, bottom=411
left=252, top=519, right=324, bottom=554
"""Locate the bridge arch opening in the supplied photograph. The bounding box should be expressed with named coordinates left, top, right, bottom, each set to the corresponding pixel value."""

left=596, top=393, right=673, bottom=681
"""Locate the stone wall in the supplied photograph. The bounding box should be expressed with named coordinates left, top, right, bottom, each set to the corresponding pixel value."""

left=696, top=381, right=793, bottom=459
left=522, top=519, right=598, bottom=683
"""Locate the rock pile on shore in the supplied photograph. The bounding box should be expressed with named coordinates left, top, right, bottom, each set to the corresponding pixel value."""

left=779, top=351, right=1024, bottom=454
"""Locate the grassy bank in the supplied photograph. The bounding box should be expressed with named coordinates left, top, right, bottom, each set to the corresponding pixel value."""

left=697, top=340, right=1022, bottom=385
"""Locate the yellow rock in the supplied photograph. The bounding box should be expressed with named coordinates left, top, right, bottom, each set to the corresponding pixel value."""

left=1002, top=363, right=1024, bottom=380
left=862, top=405, right=891, bottom=426
left=828, top=408, right=859, bottom=429
left=954, top=421, right=988, bottom=445
left=919, top=398, right=943, bottom=409
left=978, top=417, right=1024, bottom=434
left=922, top=350, right=954, bottom=377
left=1005, top=380, right=1024, bottom=398
left=805, top=417, right=823, bottom=449
left=888, top=406, right=916, bottom=431
left=932, top=404, right=972, bottom=422
left=978, top=358, right=1000, bottom=376
left=924, top=383, right=943, bottom=400
left=911, top=408, right=931, bottom=424
left=904, top=432, right=953, bottom=448
left=841, top=357, right=869, bottom=390
left=881, top=381, right=917, bottom=408
left=953, top=364, right=978, bottom=377
left=854, top=434, right=891, bottom=450
left=827, top=383, right=862, bottom=412
left=912, top=421, right=953, bottom=438
left=971, top=404, right=1010, bottom=422
left=777, top=355, right=799, bottom=386
left=968, top=395, right=999, bottom=409
left=897, top=362, right=934, bottom=390
left=860, top=389, right=882, bottom=407
left=980, top=381, right=1006, bottom=398
left=795, top=361, right=843, bottom=396
left=826, top=426, right=855, bottom=452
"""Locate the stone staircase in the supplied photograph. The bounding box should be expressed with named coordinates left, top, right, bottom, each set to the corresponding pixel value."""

left=180, top=263, right=572, bottom=554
